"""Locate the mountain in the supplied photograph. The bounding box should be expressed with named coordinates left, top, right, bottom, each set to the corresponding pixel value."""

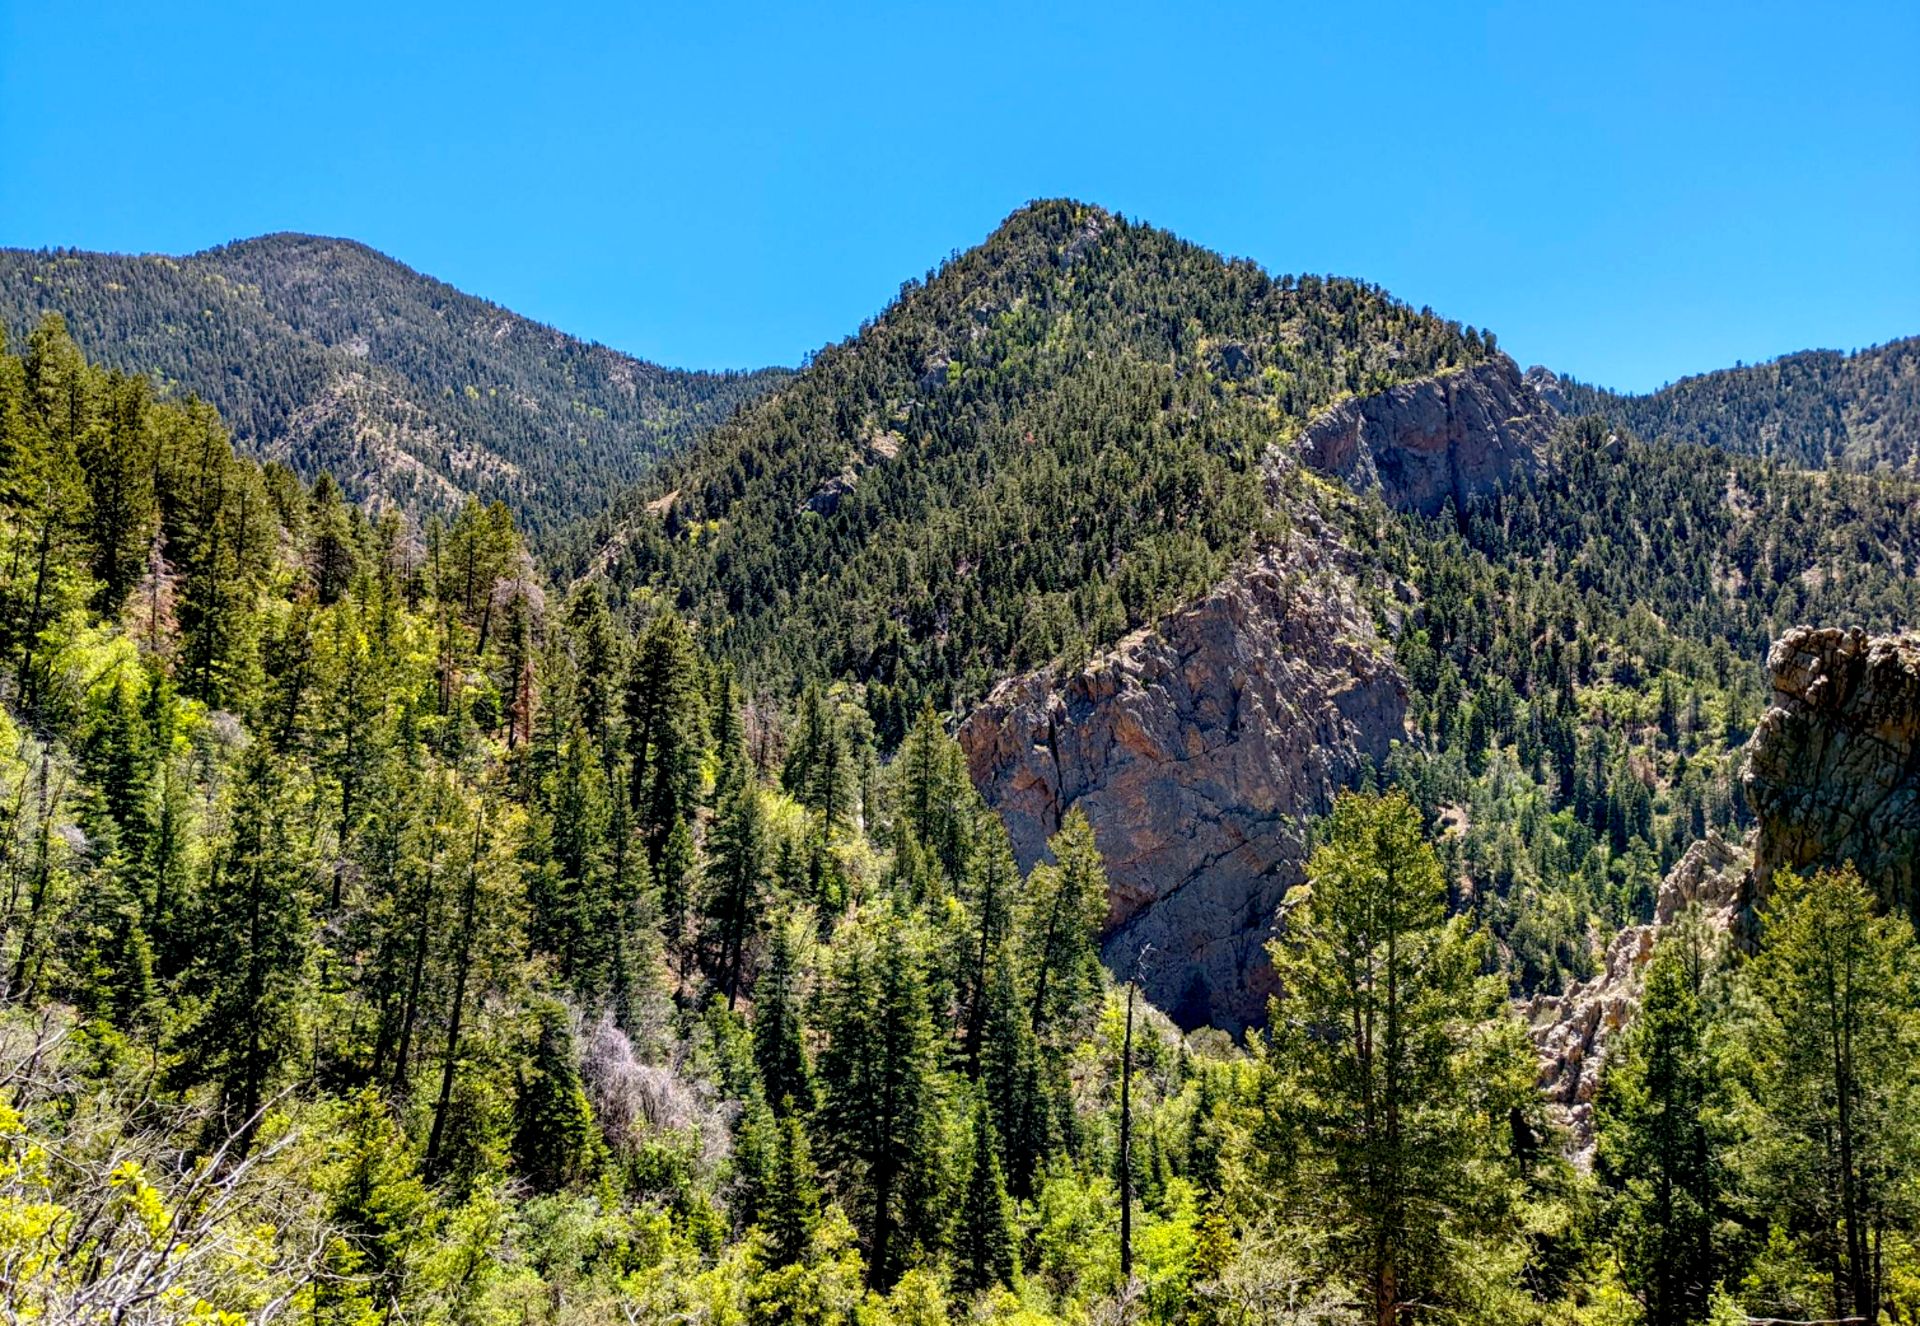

left=960, top=359, right=1559, bottom=1027
left=6, top=208, right=1920, bottom=1323
left=586, top=198, right=1920, bottom=1026
left=0, top=235, right=787, bottom=543
left=584, top=199, right=1509, bottom=737
left=1552, top=336, right=1920, bottom=469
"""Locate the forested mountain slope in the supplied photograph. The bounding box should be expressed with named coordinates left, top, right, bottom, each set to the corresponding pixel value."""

left=0, top=236, right=786, bottom=543
left=579, top=199, right=1506, bottom=736
left=1555, top=335, right=1920, bottom=469
left=3, top=198, right=1920, bottom=1323
left=3, top=320, right=1917, bottom=1324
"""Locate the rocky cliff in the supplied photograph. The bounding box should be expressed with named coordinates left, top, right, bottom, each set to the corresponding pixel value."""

left=1529, top=624, right=1920, bottom=1153
left=1743, top=626, right=1920, bottom=918
left=957, top=361, right=1556, bottom=1029
left=1296, top=357, right=1556, bottom=519
left=958, top=520, right=1407, bottom=1031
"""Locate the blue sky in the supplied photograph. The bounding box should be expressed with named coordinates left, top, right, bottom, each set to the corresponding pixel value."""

left=2, top=1, right=1914, bottom=392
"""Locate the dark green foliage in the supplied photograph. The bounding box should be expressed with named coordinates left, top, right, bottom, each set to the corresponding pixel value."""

left=1594, top=923, right=1723, bottom=1326
left=751, top=918, right=813, bottom=1115
left=589, top=199, right=1494, bottom=715
left=760, top=1108, right=822, bottom=1270
left=699, top=783, right=769, bottom=1007
left=1558, top=336, right=1920, bottom=469
left=0, top=239, right=788, bottom=546
left=953, top=1087, right=1017, bottom=1294
left=512, top=999, right=601, bottom=1192
left=1381, top=415, right=1920, bottom=994
left=2, top=232, right=1919, bottom=1325
left=815, top=913, right=943, bottom=1290
left=173, top=744, right=312, bottom=1147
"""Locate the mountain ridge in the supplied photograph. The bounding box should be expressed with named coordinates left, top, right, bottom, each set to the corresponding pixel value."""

left=1555, top=335, right=1920, bottom=469
left=0, top=233, right=789, bottom=543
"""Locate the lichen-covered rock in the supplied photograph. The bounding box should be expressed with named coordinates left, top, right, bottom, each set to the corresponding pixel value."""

left=1744, top=626, right=1920, bottom=918
left=957, top=530, right=1407, bottom=1032
left=1297, top=357, right=1554, bottom=519
left=1526, top=831, right=1746, bottom=1155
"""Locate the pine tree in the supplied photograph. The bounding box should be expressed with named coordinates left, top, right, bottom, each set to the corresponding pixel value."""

left=701, top=782, right=769, bottom=1007
left=752, top=917, right=814, bottom=1114
left=978, top=942, right=1047, bottom=1197
left=1739, top=864, right=1920, bottom=1322
left=953, top=1086, right=1017, bottom=1294
left=1265, top=790, right=1518, bottom=1326
left=761, top=1107, right=821, bottom=1270
left=625, top=610, right=704, bottom=873
left=173, top=744, right=312, bottom=1149
left=1021, top=809, right=1108, bottom=1049
left=816, top=913, right=942, bottom=1290
left=1595, top=918, right=1722, bottom=1326
left=961, top=823, right=1020, bottom=1073
left=512, top=999, right=601, bottom=1192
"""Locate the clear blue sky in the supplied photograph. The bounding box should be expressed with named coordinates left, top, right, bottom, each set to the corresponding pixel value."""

left=2, top=1, right=1914, bottom=391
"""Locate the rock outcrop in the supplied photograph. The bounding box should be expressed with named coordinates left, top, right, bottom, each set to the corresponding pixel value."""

left=958, top=528, right=1406, bottom=1031
left=957, top=360, right=1557, bottom=1030
left=1743, top=626, right=1920, bottom=918
left=1297, top=357, right=1555, bottom=519
left=1526, top=831, right=1747, bottom=1154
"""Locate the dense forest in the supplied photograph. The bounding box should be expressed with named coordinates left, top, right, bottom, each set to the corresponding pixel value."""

left=1557, top=336, right=1920, bottom=470
left=1376, top=415, right=1920, bottom=995
left=0, top=238, right=787, bottom=544
left=574, top=200, right=1504, bottom=739
left=3, top=278, right=1920, bottom=1326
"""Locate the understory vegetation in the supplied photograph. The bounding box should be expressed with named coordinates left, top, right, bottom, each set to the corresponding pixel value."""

left=0, top=278, right=1917, bottom=1326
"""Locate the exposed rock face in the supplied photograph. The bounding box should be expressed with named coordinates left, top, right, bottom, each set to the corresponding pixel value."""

left=957, top=361, right=1557, bottom=1030
left=1297, top=357, right=1555, bottom=519
left=1521, top=364, right=1571, bottom=414
left=958, top=529, right=1406, bottom=1031
left=1526, top=831, right=1747, bottom=1154
left=1743, top=626, right=1920, bottom=918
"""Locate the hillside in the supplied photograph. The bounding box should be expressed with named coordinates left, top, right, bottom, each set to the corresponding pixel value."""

left=1554, top=335, right=1920, bottom=469
left=4, top=296, right=1920, bottom=1326
left=583, top=199, right=1504, bottom=736
left=0, top=236, right=786, bottom=542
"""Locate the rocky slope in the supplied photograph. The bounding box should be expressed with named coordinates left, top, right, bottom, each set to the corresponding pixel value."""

left=1526, top=832, right=1747, bottom=1152
left=959, top=514, right=1406, bottom=1030
left=1295, top=357, right=1555, bottom=518
left=1743, top=625, right=1920, bottom=918
left=1528, top=625, right=1920, bottom=1151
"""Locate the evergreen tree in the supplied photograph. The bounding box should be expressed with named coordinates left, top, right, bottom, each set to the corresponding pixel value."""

left=1739, top=865, right=1920, bottom=1323
left=512, top=999, right=600, bottom=1192
left=701, top=782, right=770, bottom=1007
left=752, top=917, right=814, bottom=1115
left=1265, top=790, right=1519, bottom=1326
left=953, top=1086, right=1017, bottom=1295
left=1021, top=809, right=1108, bottom=1049
left=173, top=744, right=312, bottom=1149
left=625, top=610, right=703, bottom=873
left=761, top=1107, right=822, bottom=1270
left=1595, top=918, right=1723, bottom=1326
left=816, top=913, right=942, bottom=1290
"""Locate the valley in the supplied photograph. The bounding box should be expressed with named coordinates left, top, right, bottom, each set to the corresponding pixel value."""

left=0, top=200, right=1914, bottom=1326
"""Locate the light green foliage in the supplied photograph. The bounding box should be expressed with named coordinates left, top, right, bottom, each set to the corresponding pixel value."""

left=0, top=301, right=1916, bottom=1326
